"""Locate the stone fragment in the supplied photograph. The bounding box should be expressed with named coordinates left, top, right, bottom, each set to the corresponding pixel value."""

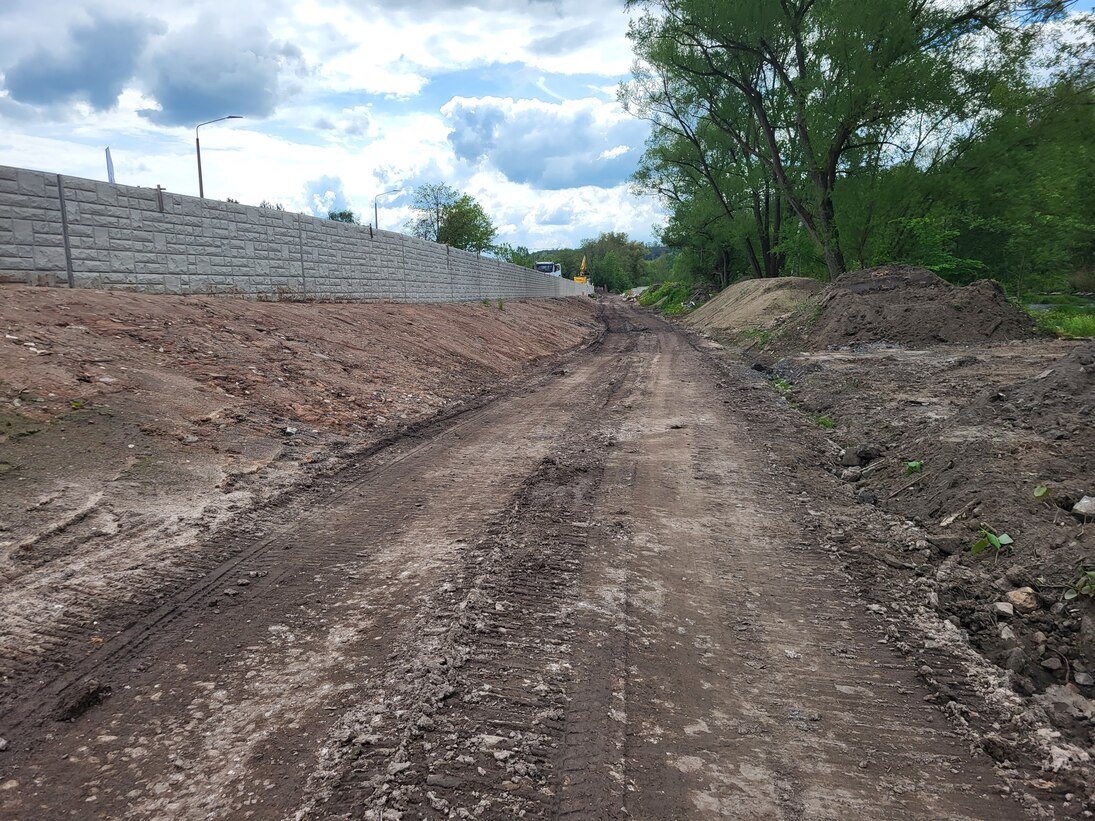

left=1072, top=496, right=1095, bottom=518
left=840, top=444, right=882, bottom=467
left=993, top=602, right=1015, bottom=618
left=1004, top=587, right=1040, bottom=614
left=1041, top=656, right=1062, bottom=672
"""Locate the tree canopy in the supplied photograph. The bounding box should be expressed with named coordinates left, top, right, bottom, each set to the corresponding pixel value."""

left=624, top=0, right=1093, bottom=292
left=407, top=183, right=498, bottom=253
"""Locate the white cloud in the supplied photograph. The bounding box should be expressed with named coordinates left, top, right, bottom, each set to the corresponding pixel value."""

left=0, top=0, right=661, bottom=248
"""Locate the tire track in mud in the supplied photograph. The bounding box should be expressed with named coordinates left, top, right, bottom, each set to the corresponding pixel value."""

left=0, top=301, right=1042, bottom=820
left=0, top=307, right=639, bottom=820
left=297, top=319, right=648, bottom=819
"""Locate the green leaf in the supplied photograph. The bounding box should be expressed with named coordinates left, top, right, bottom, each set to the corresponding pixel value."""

left=1064, top=588, right=1078, bottom=600
left=987, top=533, right=1002, bottom=549
left=971, top=538, right=991, bottom=554
left=997, top=534, right=1014, bottom=546
left=1034, top=485, right=1048, bottom=498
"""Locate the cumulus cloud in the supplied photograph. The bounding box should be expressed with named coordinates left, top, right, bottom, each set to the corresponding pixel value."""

left=313, top=105, right=373, bottom=136
left=3, top=13, right=164, bottom=110
left=139, top=16, right=307, bottom=126
left=303, top=175, right=352, bottom=217
left=442, top=96, right=646, bottom=189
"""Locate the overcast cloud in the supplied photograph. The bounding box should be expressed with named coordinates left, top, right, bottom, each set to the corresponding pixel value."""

left=0, top=0, right=658, bottom=247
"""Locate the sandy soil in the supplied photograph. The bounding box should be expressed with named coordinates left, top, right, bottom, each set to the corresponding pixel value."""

left=0, top=290, right=1091, bottom=819
left=0, top=284, right=600, bottom=725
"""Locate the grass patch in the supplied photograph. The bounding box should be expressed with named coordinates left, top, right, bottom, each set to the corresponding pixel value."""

left=817, top=415, right=835, bottom=429
left=638, top=281, right=695, bottom=315
left=1026, top=293, right=1092, bottom=307
left=771, top=376, right=792, bottom=394
left=743, top=328, right=772, bottom=348
left=1031, top=305, right=1095, bottom=338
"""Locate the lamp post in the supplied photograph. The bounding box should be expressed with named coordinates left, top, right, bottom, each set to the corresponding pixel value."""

left=373, top=188, right=401, bottom=230
left=195, top=115, right=243, bottom=198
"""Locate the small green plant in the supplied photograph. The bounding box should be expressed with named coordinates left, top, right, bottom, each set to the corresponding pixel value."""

left=970, top=526, right=1014, bottom=562
left=744, top=329, right=772, bottom=348
left=904, top=460, right=923, bottom=474
left=1064, top=566, right=1095, bottom=600
left=817, top=415, right=836, bottom=429
left=481, top=298, right=491, bottom=307
left=1034, top=484, right=1062, bottom=522
left=771, top=377, right=792, bottom=394
left=497, top=299, right=505, bottom=311
left=70, top=399, right=85, bottom=410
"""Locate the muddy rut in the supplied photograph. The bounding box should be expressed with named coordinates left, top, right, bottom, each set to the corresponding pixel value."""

left=1, top=301, right=1021, bottom=819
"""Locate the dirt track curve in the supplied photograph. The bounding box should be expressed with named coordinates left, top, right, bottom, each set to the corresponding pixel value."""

left=1, top=299, right=1022, bottom=819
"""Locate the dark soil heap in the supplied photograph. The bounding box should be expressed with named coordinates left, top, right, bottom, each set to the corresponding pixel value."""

left=773, top=265, right=1039, bottom=351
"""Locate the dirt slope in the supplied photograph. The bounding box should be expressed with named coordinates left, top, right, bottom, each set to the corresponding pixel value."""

left=0, top=284, right=600, bottom=724
left=683, top=276, right=823, bottom=339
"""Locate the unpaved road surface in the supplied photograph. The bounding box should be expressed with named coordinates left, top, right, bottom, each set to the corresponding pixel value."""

left=1, top=300, right=1038, bottom=818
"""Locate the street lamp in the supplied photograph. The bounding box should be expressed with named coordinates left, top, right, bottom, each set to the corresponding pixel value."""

left=195, top=115, right=243, bottom=198
left=373, top=188, right=401, bottom=230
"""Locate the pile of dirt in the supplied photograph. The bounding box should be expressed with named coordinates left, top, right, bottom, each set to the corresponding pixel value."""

left=769, top=332, right=1094, bottom=760
left=770, top=265, right=1039, bottom=351
left=684, top=276, right=823, bottom=338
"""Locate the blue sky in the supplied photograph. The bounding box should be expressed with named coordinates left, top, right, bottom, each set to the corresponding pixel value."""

left=0, top=0, right=663, bottom=249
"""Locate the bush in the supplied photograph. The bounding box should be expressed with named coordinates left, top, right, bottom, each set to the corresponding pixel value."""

left=638, top=281, right=693, bottom=314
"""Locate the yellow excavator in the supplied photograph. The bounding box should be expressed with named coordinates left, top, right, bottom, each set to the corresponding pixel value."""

left=573, top=256, right=590, bottom=285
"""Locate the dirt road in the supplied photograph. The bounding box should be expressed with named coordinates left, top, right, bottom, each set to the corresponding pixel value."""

left=1, top=300, right=1028, bottom=818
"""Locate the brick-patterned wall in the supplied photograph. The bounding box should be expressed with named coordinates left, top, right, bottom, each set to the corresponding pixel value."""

left=0, top=165, right=593, bottom=302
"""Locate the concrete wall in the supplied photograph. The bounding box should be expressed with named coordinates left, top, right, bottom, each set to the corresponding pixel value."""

left=0, top=165, right=593, bottom=302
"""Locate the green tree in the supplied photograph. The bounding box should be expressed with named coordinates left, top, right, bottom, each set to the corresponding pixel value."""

left=625, top=0, right=1069, bottom=279
left=491, top=243, right=536, bottom=268
left=408, top=184, right=498, bottom=252
left=328, top=209, right=358, bottom=224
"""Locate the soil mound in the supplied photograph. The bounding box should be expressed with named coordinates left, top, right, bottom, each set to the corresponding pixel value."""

left=773, top=265, right=1038, bottom=350
left=684, top=277, right=823, bottom=336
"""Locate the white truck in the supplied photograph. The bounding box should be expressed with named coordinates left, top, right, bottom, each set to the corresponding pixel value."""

left=534, top=261, right=563, bottom=277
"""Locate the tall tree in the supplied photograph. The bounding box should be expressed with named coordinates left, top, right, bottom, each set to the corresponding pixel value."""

left=408, top=184, right=498, bottom=252
left=626, top=0, right=1069, bottom=279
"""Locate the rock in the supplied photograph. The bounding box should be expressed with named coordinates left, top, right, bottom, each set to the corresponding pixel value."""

left=0, top=738, right=7, bottom=752
left=855, top=488, right=878, bottom=506
left=1072, top=496, right=1095, bottom=519
left=1036, top=684, right=1095, bottom=721
left=181, top=434, right=199, bottom=444
left=1004, top=587, right=1040, bottom=614
left=1005, top=648, right=1027, bottom=673
left=426, top=774, right=462, bottom=788
left=840, top=444, right=882, bottom=467
left=283, top=426, right=298, bottom=436
left=993, top=602, right=1015, bottom=618
left=1041, top=656, right=1063, bottom=672
left=926, top=533, right=962, bottom=555
left=1074, top=672, right=1093, bottom=687
left=998, top=624, right=1018, bottom=647
left=840, top=467, right=863, bottom=482
left=980, top=733, right=1012, bottom=763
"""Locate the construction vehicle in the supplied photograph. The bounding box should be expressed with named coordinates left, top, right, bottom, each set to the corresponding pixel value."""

left=573, top=256, right=590, bottom=284
left=534, top=261, right=562, bottom=277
